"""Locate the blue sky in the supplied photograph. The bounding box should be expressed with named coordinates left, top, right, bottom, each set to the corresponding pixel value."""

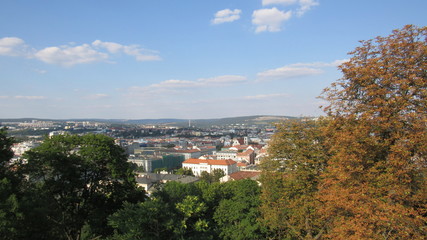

left=0, top=0, right=426, bottom=119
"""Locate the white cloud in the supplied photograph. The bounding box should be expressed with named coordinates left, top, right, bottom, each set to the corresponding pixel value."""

left=0, top=37, right=30, bottom=57
left=14, top=96, right=47, bottom=100
left=150, top=75, right=247, bottom=89
left=150, top=79, right=197, bottom=89
left=0, top=37, right=161, bottom=66
left=262, top=0, right=319, bottom=16
left=262, top=0, right=297, bottom=6
left=258, top=66, right=323, bottom=80
left=330, top=59, right=349, bottom=66
left=211, top=9, right=242, bottom=24
left=297, top=0, right=319, bottom=16
left=289, top=59, right=349, bottom=68
left=197, top=75, right=247, bottom=85
left=92, top=40, right=122, bottom=53
left=257, top=59, right=346, bottom=81
left=34, top=69, right=47, bottom=74
left=243, top=93, right=289, bottom=100
left=34, top=44, right=109, bottom=67
left=84, top=93, right=109, bottom=100
left=252, top=8, right=292, bottom=33
left=256, top=0, right=319, bottom=32
left=127, top=75, right=247, bottom=98
left=92, top=40, right=161, bottom=61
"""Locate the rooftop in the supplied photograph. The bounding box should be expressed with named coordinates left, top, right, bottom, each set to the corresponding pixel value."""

left=183, top=158, right=237, bottom=166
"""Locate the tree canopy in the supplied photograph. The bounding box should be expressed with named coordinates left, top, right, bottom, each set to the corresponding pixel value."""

left=22, top=134, right=145, bottom=240
left=260, top=24, right=427, bottom=240
left=109, top=179, right=265, bottom=240
left=318, top=25, right=427, bottom=239
left=0, top=128, right=23, bottom=240
left=260, top=120, right=328, bottom=239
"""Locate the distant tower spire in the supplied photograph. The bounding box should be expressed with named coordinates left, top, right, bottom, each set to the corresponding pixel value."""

left=189, top=119, right=191, bottom=128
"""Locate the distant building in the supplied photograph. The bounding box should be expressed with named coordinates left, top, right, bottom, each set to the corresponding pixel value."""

left=220, top=171, right=261, bottom=183
left=236, top=149, right=256, bottom=164
left=128, top=155, right=185, bottom=172
left=196, top=146, right=216, bottom=156
left=162, top=149, right=202, bottom=160
left=237, top=162, right=248, bottom=170
left=255, top=146, right=268, bottom=165
left=12, top=141, right=40, bottom=156
left=228, top=145, right=254, bottom=152
left=49, top=131, right=67, bottom=137
left=136, top=173, right=199, bottom=193
left=182, top=158, right=238, bottom=176
left=232, top=137, right=245, bottom=146
left=216, top=150, right=238, bottom=161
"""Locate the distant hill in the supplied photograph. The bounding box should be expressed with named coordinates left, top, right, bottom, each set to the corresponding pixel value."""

left=0, top=115, right=313, bottom=128
left=179, top=115, right=298, bottom=127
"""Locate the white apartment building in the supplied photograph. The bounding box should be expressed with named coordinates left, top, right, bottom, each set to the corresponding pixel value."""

left=12, top=141, right=40, bottom=156
left=174, top=149, right=201, bottom=160
left=128, top=157, right=154, bottom=172
left=216, top=150, right=238, bottom=160
left=182, top=158, right=238, bottom=176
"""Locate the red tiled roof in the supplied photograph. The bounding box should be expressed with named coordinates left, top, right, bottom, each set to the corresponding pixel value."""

left=237, top=162, right=247, bottom=167
left=237, top=149, right=254, bottom=156
left=183, top=158, right=237, bottom=166
left=175, top=149, right=201, bottom=153
left=228, top=171, right=261, bottom=181
left=250, top=144, right=264, bottom=150
left=201, top=146, right=216, bottom=149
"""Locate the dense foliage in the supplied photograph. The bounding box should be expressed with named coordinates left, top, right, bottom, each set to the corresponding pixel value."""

left=318, top=24, right=427, bottom=239
left=260, top=120, right=328, bottom=239
left=0, top=128, right=22, bottom=240
left=23, top=134, right=146, bottom=240
left=260, top=25, right=427, bottom=239
left=0, top=133, right=145, bottom=240
left=109, top=179, right=265, bottom=240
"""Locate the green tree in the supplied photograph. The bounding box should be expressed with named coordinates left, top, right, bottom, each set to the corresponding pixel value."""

left=199, top=171, right=212, bottom=183
left=319, top=25, right=427, bottom=239
left=22, top=134, right=145, bottom=240
left=0, top=129, right=56, bottom=240
left=0, top=128, right=22, bottom=240
left=260, top=120, right=328, bottom=239
left=152, top=181, right=206, bottom=239
left=108, top=199, right=174, bottom=240
left=154, top=167, right=167, bottom=173
left=175, top=195, right=209, bottom=239
left=211, top=169, right=225, bottom=183
left=213, top=179, right=265, bottom=240
left=109, top=182, right=211, bottom=240
left=199, top=169, right=225, bottom=183
left=108, top=179, right=264, bottom=240
left=175, top=167, right=194, bottom=176
left=129, top=162, right=145, bottom=172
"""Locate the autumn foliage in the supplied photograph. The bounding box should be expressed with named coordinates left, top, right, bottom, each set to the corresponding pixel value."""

left=260, top=120, right=328, bottom=239
left=319, top=24, right=427, bottom=239
left=261, top=25, right=427, bottom=239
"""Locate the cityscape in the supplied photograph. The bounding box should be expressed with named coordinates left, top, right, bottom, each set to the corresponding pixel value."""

left=1, top=0, right=426, bottom=239
left=4, top=116, right=283, bottom=187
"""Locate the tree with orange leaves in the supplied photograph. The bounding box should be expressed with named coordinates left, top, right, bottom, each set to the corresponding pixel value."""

left=318, top=25, right=427, bottom=239
left=260, top=119, right=329, bottom=239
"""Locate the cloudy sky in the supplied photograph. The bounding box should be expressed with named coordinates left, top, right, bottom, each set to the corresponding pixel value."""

left=0, top=0, right=426, bottom=119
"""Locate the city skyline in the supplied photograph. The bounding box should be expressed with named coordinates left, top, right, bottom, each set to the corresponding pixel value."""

left=1, top=0, right=426, bottom=119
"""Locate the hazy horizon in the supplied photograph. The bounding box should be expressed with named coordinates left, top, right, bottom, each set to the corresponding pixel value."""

left=0, top=114, right=309, bottom=121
